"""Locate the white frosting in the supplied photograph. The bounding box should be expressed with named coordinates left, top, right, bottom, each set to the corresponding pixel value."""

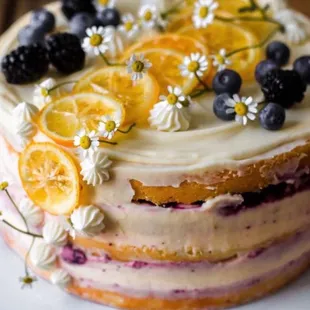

left=18, top=198, right=44, bottom=227
left=149, top=103, right=191, bottom=132
left=15, top=121, right=36, bottom=148
left=105, top=26, right=125, bottom=60
left=13, top=102, right=38, bottom=122
left=30, top=242, right=57, bottom=270
left=50, top=269, right=72, bottom=288
left=42, top=220, right=68, bottom=247
left=70, top=205, right=105, bottom=237
left=80, top=152, right=112, bottom=186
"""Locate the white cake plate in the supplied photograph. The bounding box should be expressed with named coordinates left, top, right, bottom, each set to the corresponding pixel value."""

left=0, top=238, right=309, bottom=310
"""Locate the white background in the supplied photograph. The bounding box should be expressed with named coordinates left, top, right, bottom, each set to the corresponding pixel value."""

left=0, top=238, right=310, bottom=310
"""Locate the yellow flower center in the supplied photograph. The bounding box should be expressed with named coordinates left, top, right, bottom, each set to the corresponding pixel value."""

left=99, top=0, right=109, bottom=5
left=199, top=6, right=209, bottom=18
left=40, top=87, right=49, bottom=97
left=188, top=61, right=200, bottom=73
left=167, top=94, right=178, bottom=105
left=234, top=102, right=248, bottom=116
left=124, top=21, right=134, bottom=32
left=80, top=136, right=91, bottom=149
left=132, top=60, right=145, bottom=73
left=0, top=181, right=8, bottom=191
left=216, top=54, right=225, bottom=65
left=144, top=11, right=153, bottom=21
left=90, top=34, right=103, bottom=47
left=186, top=0, right=195, bottom=5
left=105, top=120, right=116, bottom=132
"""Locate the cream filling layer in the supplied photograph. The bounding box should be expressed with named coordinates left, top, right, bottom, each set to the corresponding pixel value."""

left=62, top=227, right=310, bottom=297
left=0, top=2, right=310, bottom=206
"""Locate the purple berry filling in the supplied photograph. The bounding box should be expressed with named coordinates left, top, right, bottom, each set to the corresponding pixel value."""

left=61, top=244, right=87, bottom=265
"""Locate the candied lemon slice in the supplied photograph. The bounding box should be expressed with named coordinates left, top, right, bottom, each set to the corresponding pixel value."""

left=19, top=142, right=80, bottom=215
left=74, top=66, right=160, bottom=127
left=178, top=21, right=262, bottom=81
left=122, top=33, right=208, bottom=57
left=38, top=92, right=125, bottom=146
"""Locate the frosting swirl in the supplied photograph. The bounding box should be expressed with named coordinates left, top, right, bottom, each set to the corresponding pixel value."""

left=42, top=220, right=68, bottom=247
left=30, top=242, right=56, bottom=270
left=18, top=198, right=44, bottom=227
left=70, top=205, right=105, bottom=237
left=50, top=269, right=72, bottom=288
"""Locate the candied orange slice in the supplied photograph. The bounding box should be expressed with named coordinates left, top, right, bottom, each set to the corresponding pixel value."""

left=74, top=66, right=159, bottom=127
left=19, top=142, right=80, bottom=215
left=178, top=21, right=262, bottom=81
left=122, top=33, right=208, bottom=57
left=38, top=92, right=125, bottom=146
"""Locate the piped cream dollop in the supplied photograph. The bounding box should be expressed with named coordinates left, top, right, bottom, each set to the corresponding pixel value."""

left=30, top=242, right=56, bottom=270
left=50, top=269, right=72, bottom=288
left=18, top=198, right=44, bottom=227
left=13, top=102, right=39, bottom=122
left=42, top=220, right=68, bottom=247
left=70, top=205, right=105, bottom=237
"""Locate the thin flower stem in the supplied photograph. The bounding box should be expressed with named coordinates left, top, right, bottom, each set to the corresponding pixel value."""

left=190, top=88, right=212, bottom=98
left=5, top=189, right=28, bottom=232
left=2, top=220, right=43, bottom=238
left=48, top=81, right=78, bottom=93
left=100, top=53, right=123, bottom=66
left=98, top=139, right=118, bottom=145
left=117, top=123, right=136, bottom=134
left=161, top=0, right=183, bottom=19
left=226, top=26, right=281, bottom=58
left=194, top=72, right=211, bottom=91
left=24, top=238, right=35, bottom=276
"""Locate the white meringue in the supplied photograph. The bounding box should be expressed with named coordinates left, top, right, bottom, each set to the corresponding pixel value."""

left=80, top=152, right=112, bottom=186
left=13, top=102, right=39, bottom=122
left=42, top=220, right=68, bottom=247
left=30, top=242, right=57, bottom=270
left=15, top=120, right=37, bottom=148
left=18, top=198, right=44, bottom=227
left=50, top=269, right=72, bottom=288
left=70, top=205, right=105, bottom=237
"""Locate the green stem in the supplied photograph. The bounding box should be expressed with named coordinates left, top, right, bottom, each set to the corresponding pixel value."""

left=194, top=72, right=211, bottom=91
left=5, top=189, right=28, bottom=232
left=48, top=81, right=78, bottom=94
left=190, top=88, right=212, bottom=98
left=226, top=26, right=281, bottom=58
left=98, top=139, right=118, bottom=145
left=100, top=53, right=123, bottom=66
left=24, top=238, right=35, bottom=276
left=117, top=123, right=136, bottom=134
left=2, top=220, right=43, bottom=239
left=161, top=0, right=183, bottom=19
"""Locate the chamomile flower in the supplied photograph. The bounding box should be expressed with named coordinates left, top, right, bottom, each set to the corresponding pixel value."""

left=94, top=0, right=116, bottom=11
left=98, top=114, right=121, bottom=140
left=118, top=13, right=140, bottom=39
left=33, top=78, right=57, bottom=109
left=193, top=0, right=219, bottom=29
left=179, top=53, right=208, bottom=78
left=82, top=26, right=112, bottom=56
left=275, top=9, right=308, bottom=44
left=19, top=275, right=37, bottom=289
left=138, top=4, right=158, bottom=29
left=225, top=94, right=258, bottom=126
left=211, top=49, right=231, bottom=72
left=0, top=181, right=9, bottom=191
left=74, top=129, right=100, bottom=158
left=149, top=86, right=191, bottom=132
left=126, top=54, right=152, bottom=81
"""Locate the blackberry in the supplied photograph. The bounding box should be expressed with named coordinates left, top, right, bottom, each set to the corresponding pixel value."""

left=1, top=44, right=49, bottom=84
left=261, top=69, right=307, bottom=109
left=45, top=33, right=85, bottom=74
left=61, top=0, right=96, bottom=20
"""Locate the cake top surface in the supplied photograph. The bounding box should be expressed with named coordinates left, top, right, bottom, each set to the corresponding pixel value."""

left=0, top=0, right=310, bottom=207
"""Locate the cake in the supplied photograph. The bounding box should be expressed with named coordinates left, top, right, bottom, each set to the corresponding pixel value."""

left=0, top=0, right=310, bottom=309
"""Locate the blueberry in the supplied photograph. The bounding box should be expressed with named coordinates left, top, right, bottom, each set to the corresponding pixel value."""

left=18, top=25, right=45, bottom=46
left=213, top=93, right=235, bottom=121
left=255, top=59, right=278, bottom=84
left=31, top=8, right=55, bottom=33
left=266, top=41, right=290, bottom=67
left=212, top=69, right=242, bottom=95
left=94, top=8, right=121, bottom=27
left=259, top=103, right=286, bottom=131
left=293, top=56, right=310, bottom=85
left=70, top=13, right=95, bottom=39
